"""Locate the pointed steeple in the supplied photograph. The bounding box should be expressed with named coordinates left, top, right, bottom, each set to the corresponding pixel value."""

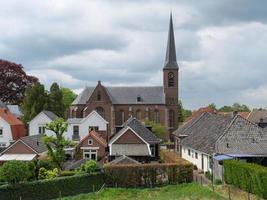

left=164, top=13, right=178, bottom=69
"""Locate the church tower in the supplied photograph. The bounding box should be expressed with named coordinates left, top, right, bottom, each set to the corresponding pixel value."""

left=163, top=13, right=179, bottom=134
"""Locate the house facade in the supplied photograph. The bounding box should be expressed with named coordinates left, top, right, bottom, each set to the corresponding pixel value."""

left=68, top=15, right=179, bottom=138
left=66, top=110, right=108, bottom=141
left=28, top=111, right=58, bottom=136
left=173, top=112, right=267, bottom=180
left=109, top=117, right=161, bottom=162
left=0, top=108, right=26, bottom=149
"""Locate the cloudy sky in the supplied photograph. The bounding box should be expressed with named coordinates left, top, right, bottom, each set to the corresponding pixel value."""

left=1, top=0, right=267, bottom=110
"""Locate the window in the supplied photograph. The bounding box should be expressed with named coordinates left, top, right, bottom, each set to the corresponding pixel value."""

left=120, top=110, right=125, bottom=124
left=97, top=91, right=101, bottom=101
left=136, top=110, right=141, bottom=120
left=38, top=126, right=45, bottom=134
left=195, top=152, right=198, bottom=159
left=188, top=149, right=191, bottom=156
left=169, top=110, right=175, bottom=128
left=83, top=149, right=97, bottom=160
left=153, top=110, right=160, bottom=123
left=137, top=95, right=141, bottom=102
left=168, top=72, right=174, bottom=87
left=0, top=128, right=3, bottom=137
left=89, top=126, right=99, bottom=132
left=73, top=126, right=79, bottom=140
left=88, top=139, right=93, bottom=145
left=96, top=107, right=105, bottom=118
left=150, top=144, right=156, bottom=157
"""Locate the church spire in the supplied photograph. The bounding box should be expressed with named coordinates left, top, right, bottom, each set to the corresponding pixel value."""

left=164, top=13, right=178, bottom=69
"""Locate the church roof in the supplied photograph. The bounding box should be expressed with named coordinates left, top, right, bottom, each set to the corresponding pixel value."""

left=164, top=13, right=178, bottom=69
left=72, top=86, right=165, bottom=105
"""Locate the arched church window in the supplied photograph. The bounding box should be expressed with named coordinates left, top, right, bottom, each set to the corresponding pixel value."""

left=169, top=110, right=175, bottom=128
left=153, top=110, right=160, bottom=124
left=136, top=109, right=142, bottom=120
left=119, top=110, right=125, bottom=125
left=168, top=72, right=174, bottom=87
left=96, top=107, right=105, bottom=118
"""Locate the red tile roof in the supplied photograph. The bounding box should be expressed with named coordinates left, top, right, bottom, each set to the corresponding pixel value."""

left=185, top=107, right=216, bottom=122
left=78, top=130, right=107, bottom=147
left=0, top=108, right=26, bottom=140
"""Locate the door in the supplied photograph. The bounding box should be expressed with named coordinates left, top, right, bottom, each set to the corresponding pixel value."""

left=201, top=154, right=204, bottom=170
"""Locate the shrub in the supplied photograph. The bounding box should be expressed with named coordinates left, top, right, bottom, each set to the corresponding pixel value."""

left=104, top=162, right=193, bottom=187
left=224, top=160, right=267, bottom=199
left=160, top=150, right=190, bottom=165
left=60, top=171, right=76, bottom=177
left=0, top=160, right=31, bottom=184
left=214, top=179, right=222, bottom=185
left=204, top=171, right=211, bottom=180
left=38, top=168, right=58, bottom=180
left=0, top=173, right=104, bottom=200
left=79, top=160, right=97, bottom=174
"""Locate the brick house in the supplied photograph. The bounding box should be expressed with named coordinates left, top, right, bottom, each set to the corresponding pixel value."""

left=68, top=14, right=179, bottom=139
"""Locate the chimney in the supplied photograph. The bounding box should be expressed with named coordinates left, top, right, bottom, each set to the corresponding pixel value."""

left=232, top=111, right=238, bottom=117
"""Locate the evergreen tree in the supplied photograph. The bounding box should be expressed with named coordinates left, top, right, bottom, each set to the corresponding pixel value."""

left=49, top=83, right=65, bottom=117
left=21, top=82, right=49, bottom=123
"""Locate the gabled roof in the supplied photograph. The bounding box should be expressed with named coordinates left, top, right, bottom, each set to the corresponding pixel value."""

left=72, top=86, right=165, bottom=105
left=180, top=113, right=232, bottom=155
left=109, top=155, right=140, bottom=165
left=77, top=130, right=107, bottom=147
left=110, top=118, right=161, bottom=144
left=42, top=111, right=59, bottom=121
left=67, top=110, right=108, bottom=124
left=247, top=109, right=267, bottom=123
left=0, top=108, right=26, bottom=140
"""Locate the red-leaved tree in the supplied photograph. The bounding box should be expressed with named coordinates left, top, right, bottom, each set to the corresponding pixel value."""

left=0, top=59, right=38, bottom=104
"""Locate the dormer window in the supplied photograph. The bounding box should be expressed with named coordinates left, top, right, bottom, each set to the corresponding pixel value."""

left=137, top=95, right=141, bottom=102
left=97, top=91, right=101, bottom=101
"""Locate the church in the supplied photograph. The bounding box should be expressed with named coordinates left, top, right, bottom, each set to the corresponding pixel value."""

left=68, top=14, right=179, bottom=138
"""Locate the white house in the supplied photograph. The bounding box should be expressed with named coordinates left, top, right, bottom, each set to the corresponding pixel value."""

left=0, top=108, right=26, bottom=148
left=65, top=110, right=108, bottom=141
left=28, top=111, right=58, bottom=136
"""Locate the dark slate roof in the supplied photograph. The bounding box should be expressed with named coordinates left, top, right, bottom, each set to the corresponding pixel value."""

left=72, top=86, right=165, bottom=105
left=117, top=117, right=161, bottom=144
left=216, top=115, right=267, bottom=155
left=164, top=13, right=178, bottom=69
left=42, top=111, right=58, bottom=121
left=180, top=113, right=232, bottom=155
left=0, top=101, right=7, bottom=109
left=20, top=134, right=47, bottom=154
left=247, top=109, right=267, bottom=123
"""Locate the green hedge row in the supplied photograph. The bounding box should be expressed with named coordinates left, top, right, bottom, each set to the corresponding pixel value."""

left=224, top=160, right=267, bottom=199
left=104, top=163, right=193, bottom=187
left=0, top=173, right=104, bottom=200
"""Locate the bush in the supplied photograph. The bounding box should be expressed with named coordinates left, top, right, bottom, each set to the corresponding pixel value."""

left=204, top=171, right=211, bottom=180
left=79, top=160, right=97, bottom=174
left=0, top=160, right=31, bottom=184
left=160, top=150, right=190, bottom=165
left=0, top=173, right=104, bottom=200
left=224, top=160, right=267, bottom=199
left=60, top=171, right=76, bottom=177
left=38, top=168, right=58, bottom=180
left=104, top=162, right=193, bottom=187
left=214, top=179, right=222, bottom=185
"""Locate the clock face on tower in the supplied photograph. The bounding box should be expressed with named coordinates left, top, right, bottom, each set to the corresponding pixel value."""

left=168, top=72, right=174, bottom=79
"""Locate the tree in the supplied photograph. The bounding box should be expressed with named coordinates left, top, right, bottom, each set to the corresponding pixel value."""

left=144, top=120, right=167, bottom=140
left=208, top=103, right=217, bottom=110
left=79, top=160, right=97, bottom=174
left=49, top=83, right=65, bottom=117
left=178, top=100, right=192, bottom=124
left=61, top=87, right=77, bottom=109
left=218, top=103, right=251, bottom=112
left=0, top=160, right=31, bottom=184
left=0, top=59, right=37, bottom=104
left=20, top=82, right=49, bottom=123
left=42, top=118, right=71, bottom=172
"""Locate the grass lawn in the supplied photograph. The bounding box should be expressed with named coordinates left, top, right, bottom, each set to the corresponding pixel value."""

left=60, top=183, right=226, bottom=200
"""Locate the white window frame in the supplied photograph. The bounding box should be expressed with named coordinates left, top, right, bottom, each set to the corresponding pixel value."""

left=38, top=126, right=45, bottom=134
left=88, top=139, right=93, bottom=145
left=83, top=149, right=97, bottom=160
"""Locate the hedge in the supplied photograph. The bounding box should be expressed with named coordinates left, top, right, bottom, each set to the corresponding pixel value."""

left=160, top=149, right=190, bottom=165
left=104, top=163, right=193, bottom=187
left=224, top=160, right=267, bottom=199
left=0, top=173, right=104, bottom=200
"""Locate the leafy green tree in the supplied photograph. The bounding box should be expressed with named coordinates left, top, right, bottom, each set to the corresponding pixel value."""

left=208, top=103, right=217, bottom=110
left=0, top=160, right=31, bottom=184
left=178, top=100, right=192, bottom=124
left=49, top=83, right=65, bottom=117
left=218, top=105, right=233, bottom=112
left=79, top=160, right=97, bottom=174
left=218, top=103, right=250, bottom=112
left=61, top=87, right=77, bottom=109
left=20, top=82, right=49, bottom=123
left=144, top=120, right=167, bottom=140
left=42, top=118, right=71, bottom=172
